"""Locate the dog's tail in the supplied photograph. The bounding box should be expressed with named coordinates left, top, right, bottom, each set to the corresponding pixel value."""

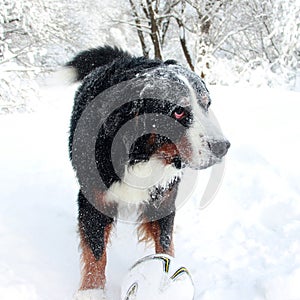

left=57, top=46, right=131, bottom=84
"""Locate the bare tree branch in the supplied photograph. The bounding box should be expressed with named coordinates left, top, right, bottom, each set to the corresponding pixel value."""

left=129, top=0, right=150, bottom=57
left=0, top=44, right=34, bottom=65
left=145, top=0, right=163, bottom=59
left=176, top=17, right=194, bottom=70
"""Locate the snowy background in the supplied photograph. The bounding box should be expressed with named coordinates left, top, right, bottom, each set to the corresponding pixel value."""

left=1, top=0, right=300, bottom=299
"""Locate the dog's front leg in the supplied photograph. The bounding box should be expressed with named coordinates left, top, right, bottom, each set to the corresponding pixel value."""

left=76, top=191, right=114, bottom=296
left=138, top=180, right=179, bottom=256
left=139, top=212, right=175, bottom=256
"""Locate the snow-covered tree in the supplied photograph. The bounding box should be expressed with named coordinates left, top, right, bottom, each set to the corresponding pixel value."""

left=124, top=0, right=299, bottom=86
left=215, top=0, right=300, bottom=86
left=0, top=0, right=299, bottom=113
left=0, top=0, right=129, bottom=113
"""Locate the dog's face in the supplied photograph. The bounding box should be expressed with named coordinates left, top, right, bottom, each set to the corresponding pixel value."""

left=135, top=64, right=230, bottom=171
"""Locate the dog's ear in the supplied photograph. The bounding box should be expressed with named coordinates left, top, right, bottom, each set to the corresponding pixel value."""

left=64, top=46, right=132, bottom=82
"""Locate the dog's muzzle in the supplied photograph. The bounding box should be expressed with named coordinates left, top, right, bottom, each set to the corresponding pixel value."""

left=207, top=139, right=230, bottom=158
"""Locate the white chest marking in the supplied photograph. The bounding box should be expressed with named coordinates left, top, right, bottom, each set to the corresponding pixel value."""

left=106, top=157, right=182, bottom=204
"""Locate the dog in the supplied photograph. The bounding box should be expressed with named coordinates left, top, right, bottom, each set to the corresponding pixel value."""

left=66, top=45, right=230, bottom=297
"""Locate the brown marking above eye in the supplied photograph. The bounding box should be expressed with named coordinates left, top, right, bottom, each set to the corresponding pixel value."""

left=174, top=111, right=185, bottom=120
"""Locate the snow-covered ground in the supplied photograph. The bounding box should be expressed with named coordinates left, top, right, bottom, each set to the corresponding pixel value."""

left=0, top=85, right=299, bottom=300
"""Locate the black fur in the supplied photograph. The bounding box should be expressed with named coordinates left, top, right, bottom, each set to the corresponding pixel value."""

left=157, top=212, right=175, bottom=251
left=78, top=190, right=115, bottom=260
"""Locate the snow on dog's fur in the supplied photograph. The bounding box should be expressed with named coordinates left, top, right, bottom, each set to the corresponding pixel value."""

left=65, top=45, right=230, bottom=298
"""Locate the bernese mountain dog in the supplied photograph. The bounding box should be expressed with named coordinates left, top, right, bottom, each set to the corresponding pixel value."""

left=65, top=46, right=230, bottom=298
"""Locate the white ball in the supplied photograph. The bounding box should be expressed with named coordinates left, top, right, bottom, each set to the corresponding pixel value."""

left=121, top=254, right=194, bottom=300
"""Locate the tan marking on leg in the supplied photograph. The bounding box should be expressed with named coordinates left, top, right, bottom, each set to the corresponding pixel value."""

left=79, top=224, right=112, bottom=290
left=138, top=221, right=174, bottom=256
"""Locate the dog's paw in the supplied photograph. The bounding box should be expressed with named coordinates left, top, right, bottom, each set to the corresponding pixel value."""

left=73, top=288, right=106, bottom=300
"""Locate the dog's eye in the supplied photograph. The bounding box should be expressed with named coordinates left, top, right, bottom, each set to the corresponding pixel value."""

left=174, top=111, right=185, bottom=119
left=173, top=110, right=185, bottom=120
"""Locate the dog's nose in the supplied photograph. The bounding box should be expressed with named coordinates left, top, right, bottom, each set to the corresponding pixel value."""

left=208, top=139, right=230, bottom=158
